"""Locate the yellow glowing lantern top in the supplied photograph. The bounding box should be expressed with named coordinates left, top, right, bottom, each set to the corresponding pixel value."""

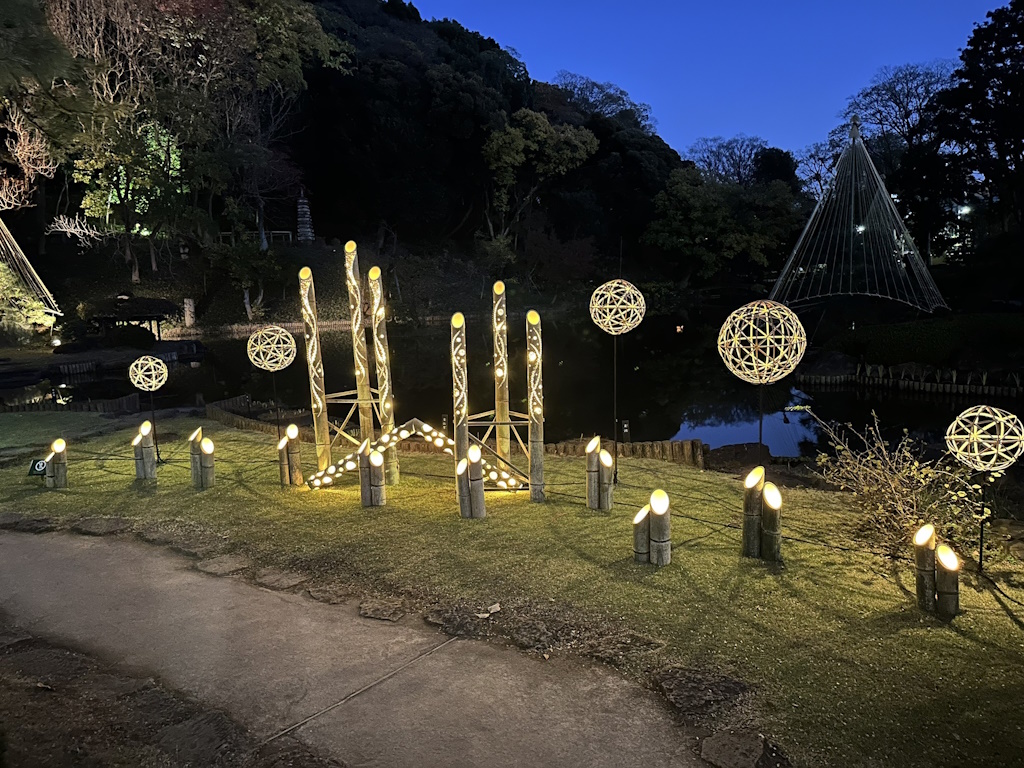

left=247, top=325, right=297, bottom=372
left=468, top=444, right=482, bottom=463
left=286, top=423, right=299, bottom=440
left=457, top=458, right=469, bottom=476
left=128, top=355, right=169, bottom=392
left=650, top=489, right=669, bottom=515
left=589, top=279, right=646, bottom=335
left=744, top=465, right=765, bottom=489
left=368, top=266, right=381, bottom=281
left=132, top=433, right=144, bottom=447
left=452, top=312, right=465, bottom=329
left=913, top=523, right=935, bottom=548
left=51, top=438, right=67, bottom=454
left=717, top=300, right=806, bottom=385
left=762, top=482, right=782, bottom=510
left=140, top=420, right=152, bottom=436
left=944, top=405, right=1024, bottom=472
left=277, top=437, right=289, bottom=451
left=936, top=545, right=961, bottom=572
left=188, top=427, right=202, bottom=443
left=493, top=280, right=505, bottom=296
left=369, top=450, right=384, bottom=468
left=599, top=449, right=613, bottom=468
left=345, top=240, right=357, bottom=254
left=633, top=504, right=650, bottom=524
left=586, top=436, right=601, bottom=454
left=298, top=266, right=312, bottom=281
left=200, top=437, right=215, bottom=455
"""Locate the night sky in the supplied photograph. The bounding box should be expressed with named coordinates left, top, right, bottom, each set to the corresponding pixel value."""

left=412, top=0, right=998, bottom=154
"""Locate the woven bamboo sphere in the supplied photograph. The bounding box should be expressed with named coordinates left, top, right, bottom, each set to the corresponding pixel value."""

left=128, top=355, right=168, bottom=392
left=247, top=325, right=297, bottom=372
left=945, top=405, right=1024, bottom=472
left=717, top=300, right=806, bottom=385
left=589, top=279, right=646, bottom=335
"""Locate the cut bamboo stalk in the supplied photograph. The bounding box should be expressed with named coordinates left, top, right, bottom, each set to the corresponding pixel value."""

left=468, top=444, right=486, bottom=518
left=456, top=459, right=473, bottom=518
left=760, top=482, right=782, bottom=562
left=358, top=440, right=372, bottom=507
left=368, top=449, right=386, bottom=506
left=586, top=436, right=601, bottom=509
left=286, top=424, right=303, bottom=486
left=935, top=545, right=960, bottom=618
left=189, top=427, right=203, bottom=489
left=913, top=524, right=937, bottom=612
left=46, top=439, right=67, bottom=489
left=633, top=505, right=651, bottom=563
left=277, top=437, right=290, bottom=487
left=199, top=437, right=215, bottom=490
left=139, top=421, right=157, bottom=481
left=649, top=489, right=671, bottom=566
left=598, top=449, right=614, bottom=510
left=741, top=466, right=764, bottom=558
left=134, top=434, right=146, bottom=481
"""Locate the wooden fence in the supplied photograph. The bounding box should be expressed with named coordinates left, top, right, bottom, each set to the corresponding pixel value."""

left=1, top=392, right=140, bottom=414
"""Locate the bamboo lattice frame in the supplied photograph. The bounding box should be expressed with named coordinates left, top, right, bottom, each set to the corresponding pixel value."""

left=945, top=405, right=1024, bottom=472
left=246, top=325, right=297, bottom=372
left=128, top=355, right=168, bottom=392
left=717, top=300, right=807, bottom=385
left=589, top=279, right=646, bottom=335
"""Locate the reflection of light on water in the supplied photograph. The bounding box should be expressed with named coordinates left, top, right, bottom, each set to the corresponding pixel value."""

left=673, top=388, right=818, bottom=458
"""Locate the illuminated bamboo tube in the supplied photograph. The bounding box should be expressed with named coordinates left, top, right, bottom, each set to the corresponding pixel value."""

left=935, top=545, right=961, bottom=618
left=598, top=449, right=614, bottom=510
left=633, top=505, right=651, bottom=563
left=358, top=440, right=373, bottom=507
left=299, top=266, right=332, bottom=471
left=493, top=280, right=510, bottom=462
left=286, top=424, right=303, bottom=486
left=134, top=432, right=146, bottom=481
left=368, top=265, right=399, bottom=485
left=199, top=437, right=215, bottom=490
left=526, top=310, right=544, bottom=502
left=345, top=241, right=375, bottom=447
left=45, top=438, right=67, bottom=489
left=914, top=524, right=937, bottom=612
left=138, top=420, right=157, bottom=481
left=188, top=427, right=203, bottom=489
left=451, top=313, right=469, bottom=475
left=586, top=436, right=601, bottom=509
left=368, top=449, right=386, bottom=506
left=277, top=436, right=290, bottom=487
left=760, top=482, right=782, bottom=562
left=649, top=490, right=671, bottom=566
left=468, top=444, right=486, bottom=519
left=456, top=459, right=473, bottom=519
left=741, top=466, right=765, bottom=558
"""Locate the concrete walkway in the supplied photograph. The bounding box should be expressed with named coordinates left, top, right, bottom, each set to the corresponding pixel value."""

left=0, top=532, right=702, bottom=767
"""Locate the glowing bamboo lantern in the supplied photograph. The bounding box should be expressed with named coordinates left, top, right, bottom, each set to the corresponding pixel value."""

left=741, top=466, right=765, bottom=558
left=468, top=444, right=486, bottom=519
left=298, top=266, right=331, bottom=471
left=760, top=482, right=782, bottom=562
left=451, top=313, right=469, bottom=471
left=134, top=432, right=146, bottom=480
left=456, top=459, right=473, bottom=519
left=935, top=545, right=961, bottom=618
left=526, top=310, right=544, bottom=502
left=45, top=438, right=67, bottom=489
left=598, top=449, right=614, bottom=510
left=358, top=440, right=372, bottom=506
left=368, top=265, right=399, bottom=485
left=345, top=242, right=375, bottom=446
left=493, top=281, right=510, bottom=462
left=277, top=436, right=290, bottom=486
left=188, top=427, right=203, bottom=488
left=136, top=420, right=157, bottom=481
left=285, top=423, right=302, bottom=486
left=633, top=505, right=651, bottom=563
left=913, top=524, right=936, bottom=612
left=199, top=437, right=215, bottom=490
left=368, top=449, right=386, bottom=506
left=585, top=436, right=601, bottom=509
left=649, top=490, right=671, bottom=566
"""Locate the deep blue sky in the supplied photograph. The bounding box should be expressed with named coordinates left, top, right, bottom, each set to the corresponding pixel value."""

left=412, top=0, right=998, bottom=155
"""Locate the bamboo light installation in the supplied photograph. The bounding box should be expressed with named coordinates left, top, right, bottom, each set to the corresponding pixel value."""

left=633, top=505, right=651, bottom=563
left=741, top=466, right=765, bottom=558
left=493, top=281, right=511, bottom=462
left=586, top=436, right=601, bottom=509
left=468, top=444, right=486, bottom=519
left=717, top=301, right=806, bottom=385
left=598, top=449, right=614, bottom=510
left=944, top=405, right=1024, bottom=472
left=526, top=310, right=544, bottom=502
left=589, top=279, right=646, bottom=336
left=935, top=545, right=961, bottom=618
left=299, top=266, right=332, bottom=471
left=451, top=313, right=469, bottom=472
left=369, top=449, right=386, bottom=506
left=45, top=438, right=67, bottom=489
left=134, top=421, right=157, bottom=482
left=456, top=459, right=472, bottom=519
left=368, top=265, right=399, bottom=485
left=345, top=241, right=375, bottom=446
left=129, top=354, right=169, bottom=461
left=913, top=524, right=937, bottom=612
left=246, top=325, right=297, bottom=439
left=760, top=482, right=783, bottom=562
left=649, top=490, right=671, bottom=566
left=199, top=437, right=216, bottom=490
left=188, top=428, right=203, bottom=488
left=277, top=424, right=303, bottom=487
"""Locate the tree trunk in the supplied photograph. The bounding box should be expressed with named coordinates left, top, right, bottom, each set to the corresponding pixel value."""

left=149, top=237, right=159, bottom=273
left=243, top=288, right=254, bottom=321
left=125, top=238, right=140, bottom=284
left=257, top=198, right=269, bottom=252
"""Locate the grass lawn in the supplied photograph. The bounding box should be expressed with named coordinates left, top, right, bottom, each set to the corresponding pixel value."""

left=2, top=416, right=1023, bottom=767
left=0, top=412, right=124, bottom=452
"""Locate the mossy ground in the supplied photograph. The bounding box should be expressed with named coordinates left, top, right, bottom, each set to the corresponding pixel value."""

left=1, top=415, right=1023, bottom=767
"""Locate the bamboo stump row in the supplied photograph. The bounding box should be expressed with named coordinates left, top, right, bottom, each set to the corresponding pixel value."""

left=739, top=469, right=782, bottom=563
left=545, top=438, right=705, bottom=469
left=914, top=525, right=960, bottom=619
left=585, top=438, right=614, bottom=511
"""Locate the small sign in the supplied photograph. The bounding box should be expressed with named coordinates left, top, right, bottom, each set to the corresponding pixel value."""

left=28, top=458, right=48, bottom=477
left=622, top=420, right=631, bottom=439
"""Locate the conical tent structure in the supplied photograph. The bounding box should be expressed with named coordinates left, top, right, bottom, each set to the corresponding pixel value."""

left=770, top=117, right=947, bottom=313
left=0, top=215, right=61, bottom=316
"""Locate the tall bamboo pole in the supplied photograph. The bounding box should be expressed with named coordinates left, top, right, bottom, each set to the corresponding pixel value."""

left=493, top=281, right=510, bottom=462
left=526, top=310, right=544, bottom=502
left=451, top=313, right=469, bottom=496
left=345, top=241, right=375, bottom=447
left=298, top=266, right=331, bottom=471
left=368, top=265, right=398, bottom=484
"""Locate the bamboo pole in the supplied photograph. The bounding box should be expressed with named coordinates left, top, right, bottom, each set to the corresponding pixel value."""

left=189, top=427, right=202, bottom=489
left=46, top=439, right=67, bottom=489
left=649, top=490, right=671, bottom=566
left=199, top=437, right=215, bottom=490
left=760, top=482, right=782, bottom=562
left=278, top=437, right=290, bottom=486
left=913, top=524, right=937, bottom=612
left=633, top=505, right=651, bottom=563
left=345, top=242, right=375, bottom=447
left=451, top=313, right=469, bottom=502
left=468, top=444, right=486, bottom=519
left=456, top=459, right=473, bottom=519
left=935, top=545, right=960, bottom=619
left=139, top=422, right=157, bottom=481
left=598, top=449, right=614, bottom=510
left=298, top=267, right=331, bottom=471
left=286, top=437, right=303, bottom=487
left=368, top=265, right=399, bottom=485
left=586, top=436, right=601, bottom=509
left=493, top=281, right=510, bottom=463
left=134, top=433, right=146, bottom=481
left=368, top=449, right=386, bottom=507
left=358, top=440, right=372, bottom=507
left=526, top=310, right=544, bottom=502
left=741, top=466, right=764, bottom=558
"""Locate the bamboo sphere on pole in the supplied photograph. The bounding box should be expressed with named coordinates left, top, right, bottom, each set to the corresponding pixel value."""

left=913, top=524, right=937, bottom=612
left=456, top=459, right=473, bottom=519
left=585, top=436, right=601, bottom=509
left=199, top=437, right=215, bottom=490
left=493, top=280, right=511, bottom=462
left=649, top=490, right=671, bottom=566
left=760, top=482, right=783, bottom=562
left=298, top=266, right=332, bottom=471
left=944, top=405, right=1024, bottom=472
left=526, top=310, right=545, bottom=502
left=598, top=449, right=614, bottom=510
left=633, top=505, right=651, bottom=564
left=741, top=466, right=765, bottom=558
left=717, top=300, right=806, bottom=385
left=368, top=265, right=399, bottom=485
left=935, top=545, right=961, bottom=618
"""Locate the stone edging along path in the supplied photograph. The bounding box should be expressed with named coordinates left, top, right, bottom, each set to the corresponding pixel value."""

left=0, top=513, right=792, bottom=768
